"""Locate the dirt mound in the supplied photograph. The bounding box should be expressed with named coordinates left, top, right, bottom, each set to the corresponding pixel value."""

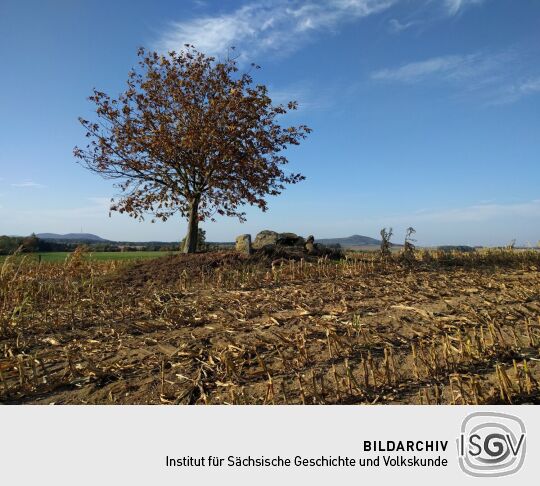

left=110, top=251, right=250, bottom=287
left=109, top=247, right=344, bottom=288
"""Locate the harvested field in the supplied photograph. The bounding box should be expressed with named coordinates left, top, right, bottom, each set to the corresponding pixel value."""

left=1, top=249, right=539, bottom=404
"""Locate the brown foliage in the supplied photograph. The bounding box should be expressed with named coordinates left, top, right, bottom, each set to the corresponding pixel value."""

left=74, top=46, right=311, bottom=252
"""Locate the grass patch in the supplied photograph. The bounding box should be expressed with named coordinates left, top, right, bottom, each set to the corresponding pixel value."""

left=0, top=250, right=178, bottom=263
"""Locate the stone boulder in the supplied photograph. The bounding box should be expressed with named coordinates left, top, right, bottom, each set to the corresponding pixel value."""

left=252, top=230, right=279, bottom=249
left=277, top=232, right=305, bottom=247
left=305, top=235, right=315, bottom=254
left=235, top=234, right=252, bottom=254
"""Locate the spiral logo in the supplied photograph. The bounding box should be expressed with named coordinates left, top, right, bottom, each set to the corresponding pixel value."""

left=457, top=412, right=526, bottom=477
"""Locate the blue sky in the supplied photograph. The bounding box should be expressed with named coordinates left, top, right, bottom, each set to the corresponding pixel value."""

left=0, top=0, right=539, bottom=246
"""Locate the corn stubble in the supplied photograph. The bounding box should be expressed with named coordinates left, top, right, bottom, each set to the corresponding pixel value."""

left=1, top=248, right=539, bottom=404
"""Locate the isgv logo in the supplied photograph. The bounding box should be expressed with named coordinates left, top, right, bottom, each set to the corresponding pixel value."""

left=457, top=412, right=526, bottom=477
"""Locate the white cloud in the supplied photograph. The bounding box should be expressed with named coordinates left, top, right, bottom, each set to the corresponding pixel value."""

left=489, top=76, right=540, bottom=105
left=371, top=49, right=540, bottom=104
left=372, top=54, right=477, bottom=82
left=1, top=197, right=109, bottom=221
left=11, top=181, right=45, bottom=188
left=268, top=81, right=338, bottom=112
left=386, top=0, right=488, bottom=35
left=159, top=0, right=492, bottom=59
left=158, top=0, right=397, bottom=60
left=444, top=0, right=487, bottom=16
left=371, top=51, right=512, bottom=84
left=157, top=0, right=495, bottom=62
left=520, top=77, right=540, bottom=94
left=388, top=18, right=417, bottom=33
left=404, top=200, right=540, bottom=224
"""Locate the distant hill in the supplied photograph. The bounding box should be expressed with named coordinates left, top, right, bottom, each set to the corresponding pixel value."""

left=37, top=233, right=109, bottom=242
left=316, top=234, right=399, bottom=248
left=33, top=232, right=398, bottom=248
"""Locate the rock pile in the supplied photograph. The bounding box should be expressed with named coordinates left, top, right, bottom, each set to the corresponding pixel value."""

left=235, top=230, right=342, bottom=260
left=251, top=230, right=306, bottom=250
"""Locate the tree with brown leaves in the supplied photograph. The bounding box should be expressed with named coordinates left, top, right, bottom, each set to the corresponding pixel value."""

left=74, top=46, right=311, bottom=252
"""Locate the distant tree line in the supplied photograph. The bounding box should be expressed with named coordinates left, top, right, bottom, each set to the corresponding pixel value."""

left=0, top=234, right=178, bottom=255
left=0, top=233, right=231, bottom=255
left=0, top=234, right=64, bottom=255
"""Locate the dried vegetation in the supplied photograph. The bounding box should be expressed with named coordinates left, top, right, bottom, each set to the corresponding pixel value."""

left=1, top=248, right=539, bottom=404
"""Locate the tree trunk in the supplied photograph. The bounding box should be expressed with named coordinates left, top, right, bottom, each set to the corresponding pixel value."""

left=183, top=197, right=200, bottom=253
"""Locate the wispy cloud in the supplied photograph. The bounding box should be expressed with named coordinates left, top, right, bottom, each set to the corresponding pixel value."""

left=0, top=197, right=110, bottom=224
left=372, top=54, right=479, bottom=82
left=11, top=181, right=45, bottom=188
left=158, top=0, right=398, bottom=59
left=387, top=0, right=488, bottom=35
left=347, top=199, right=540, bottom=229
left=488, top=75, right=540, bottom=105
left=444, top=0, right=487, bottom=16
left=371, top=49, right=540, bottom=105
left=371, top=50, right=514, bottom=84
left=269, top=81, right=339, bottom=112
left=191, top=0, right=208, bottom=8
left=158, top=0, right=493, bottom=60
left=387, top=18, right=418, bottom=33
left=403, top=199, right=540, bottom=224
